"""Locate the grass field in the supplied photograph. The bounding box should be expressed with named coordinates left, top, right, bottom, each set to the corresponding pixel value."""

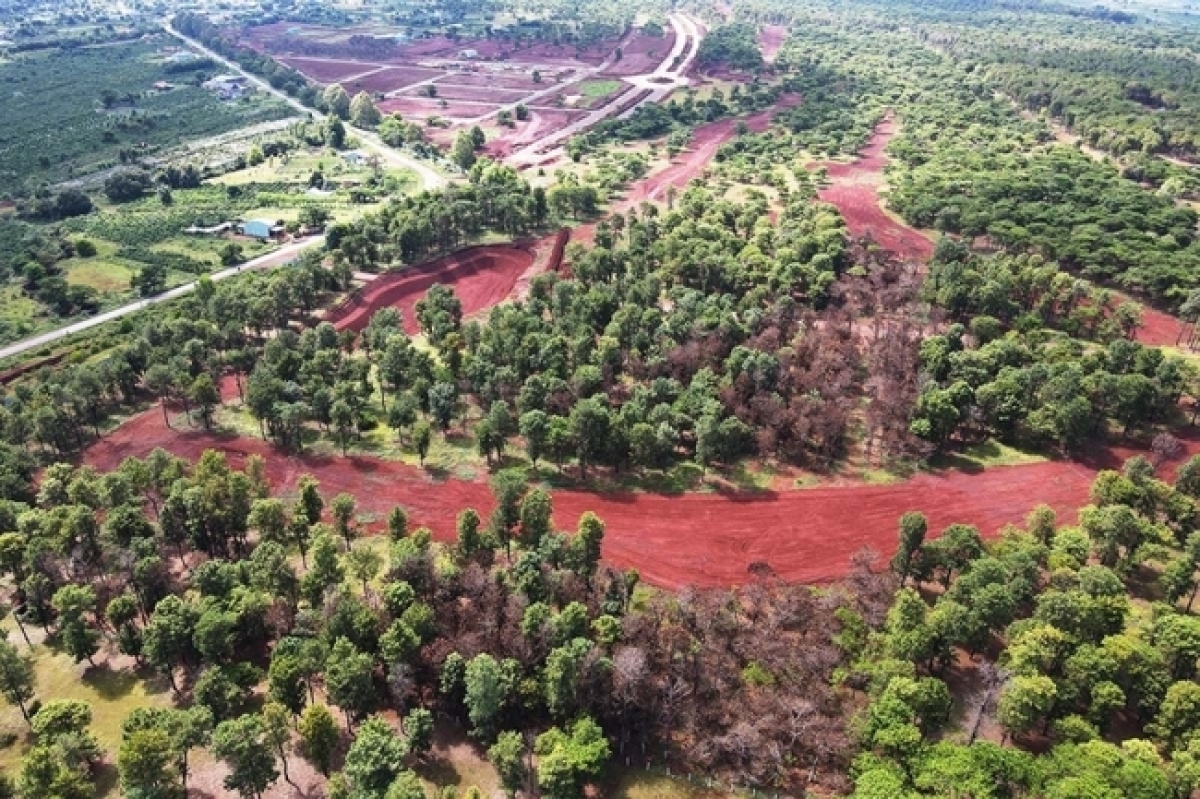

left=578, top=78, right=624, bottom=99
left=0, top=628, right=172, bottom=786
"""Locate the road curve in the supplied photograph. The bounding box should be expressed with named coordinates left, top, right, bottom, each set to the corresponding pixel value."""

left=0, top=238, right=326, bottom=362
left=507, top=12, right=703, bottom=167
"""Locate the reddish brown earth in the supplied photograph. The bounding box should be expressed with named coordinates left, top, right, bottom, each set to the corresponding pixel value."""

left=627, top=95, right=800, bottom=204
left=277, top=56, right=381, bottom=83
left=1136, top=305, right=1192, bottom=348
left=600, top=30, right=677, bottom=77
left=342, top=66, right=445, bottom=94
left=484, top=109, right=590, bottom=158
left=378, top=97, right=498, bottom=119
left=325, top=244, right=535, bottom=335
left=758, top=25, right=787, bottom=63
left=404, top=83, right=531, bottom=104
left=436, top=72, right=544, bottom=90
left=813, top=117, right=935, bottom=261
left=84, top=389, right=1199, bottom=590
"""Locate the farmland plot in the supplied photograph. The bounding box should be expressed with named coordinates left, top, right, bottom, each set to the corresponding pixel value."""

left=0, top=35, right=291, bottom=194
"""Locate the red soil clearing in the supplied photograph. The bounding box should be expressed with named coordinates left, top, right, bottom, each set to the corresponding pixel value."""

left=84, top=397, right=1200, bottom=590
left=484, top=109, right=590, bottom=158
left=325, top=244, right=535, bottom=335
left=277, top=56, right=380, bottom=83
left=813, top=117, right=935, bottom=261
left=600, top=30, right=677, bottom=77
left=343, top=66, right=445, bottom=94
left=628, top=95, right=800, bottom=204
left=758, top=25, right=787, bottom=63
left=435, top=72, right=544, bottom=90
left=405, top=84, right=531, bottom=104
left=1136, top=305, right=1191, bottom=348
left=378, top=97, right=498, bottom=119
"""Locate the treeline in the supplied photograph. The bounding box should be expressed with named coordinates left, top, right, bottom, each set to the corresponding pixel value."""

left=696, top=23, right=765, bottom=72
left=0, top=254, right=350, bottom=471
left=171, top=12, right=311, bottom=101
left=850, top=452, right=1200, bottom=797
left=0, top=450, right=861, bottom=796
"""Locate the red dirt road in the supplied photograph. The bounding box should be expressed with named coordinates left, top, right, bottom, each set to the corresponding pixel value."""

left=813, top=117, right=935, bottom=261
left=628, top=95, right=801, bottom=204
left=325, top=244, right=535, bottom=335
left=378, top=97, right=498, bottom=119
left=84, top=398, right=1193, bottom=590
left=758, top=25, right=787, bottom=63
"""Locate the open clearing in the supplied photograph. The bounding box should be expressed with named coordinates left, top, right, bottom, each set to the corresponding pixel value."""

left=812, top=116, right=935, bottom=261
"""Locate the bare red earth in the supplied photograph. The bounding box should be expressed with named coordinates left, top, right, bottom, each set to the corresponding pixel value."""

left=813, top=118, right=935, bottom=261
left=758, top=25, right=787, bottom=63
left=434, top=72, right=543, bottom=90
left=378, top=97, right=498, bottom=119
left=326, top=244, right=535, bottom=335
left=1136, top=305, right=1192, bottom=348
left=342, top=66, right=444, bottom=94
left=277, top=56, right=381, bottom=83
left=85, top=397, right=1199, bottom=590
left=600, top=30, right=677, bottom=77
left=404, top=83, right=531, bottom=104
left=627, top=95, right=800, bottom=204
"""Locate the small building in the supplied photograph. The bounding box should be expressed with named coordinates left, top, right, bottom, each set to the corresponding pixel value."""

left=152, top=81, right=175, bottom=91
left=342, top=150, right=368, bottom=166
left=458, top=48, right=479, bottom=59
left=240, top=219, right=284, bottom=240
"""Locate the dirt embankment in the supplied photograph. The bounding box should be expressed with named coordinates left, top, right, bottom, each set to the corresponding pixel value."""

left=325, top=244, right=537, bottom=335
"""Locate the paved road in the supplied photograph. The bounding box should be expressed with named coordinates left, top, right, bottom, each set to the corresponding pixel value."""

left=507, top=12, right=703, bottom=167
left=163, top=21, right=448, bottom=190
left=0, top=237, right=325, bottom=361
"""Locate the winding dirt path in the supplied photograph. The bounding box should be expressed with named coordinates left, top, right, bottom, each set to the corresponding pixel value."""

left=811, top=116, right=934, bottom=261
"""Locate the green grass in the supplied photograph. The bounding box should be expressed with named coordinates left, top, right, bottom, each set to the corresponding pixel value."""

left=64, top=259, right=136, bottom=293
left=930, top=440, right=1047, bottom=472
left=0, top=286, right=45, bottom=339
left=578, top=79, right=624, bottom=100
left=0, top=630, right=171, bottom=784
left=603, top=768, right=738, bottom=798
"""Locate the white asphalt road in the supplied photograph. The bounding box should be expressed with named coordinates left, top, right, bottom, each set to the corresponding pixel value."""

left=0, top=237, right=324, bottom=361
left=507, top=12, right=703, bottom=167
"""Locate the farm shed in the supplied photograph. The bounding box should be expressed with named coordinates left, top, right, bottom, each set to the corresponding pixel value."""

left=240, top=219, right=284, bottom=240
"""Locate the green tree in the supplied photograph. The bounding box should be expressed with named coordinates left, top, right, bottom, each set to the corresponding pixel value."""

left=324, top=85, right=351, bottom=119
left=350, top=91, right=382, bottom=127
left=344, top=716, right=410, bottom=797
left=998, top=675, right=1058, bottom=741
left=211, top=714, right=280, bottom=799
left=891, top=511, right=927, bottom=585
left=489, top=731, right=528, bottom=798
left=326, top=637, right=376, bottom=727
left=118, top=728, right=176, bottom=799
left=534, top=717, right=610, bottom=799
left=298, top=704, right=339, bottom=776
left=0, top=633, right=37, bottom=719
left=465, top=653, right=509, bottom=741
